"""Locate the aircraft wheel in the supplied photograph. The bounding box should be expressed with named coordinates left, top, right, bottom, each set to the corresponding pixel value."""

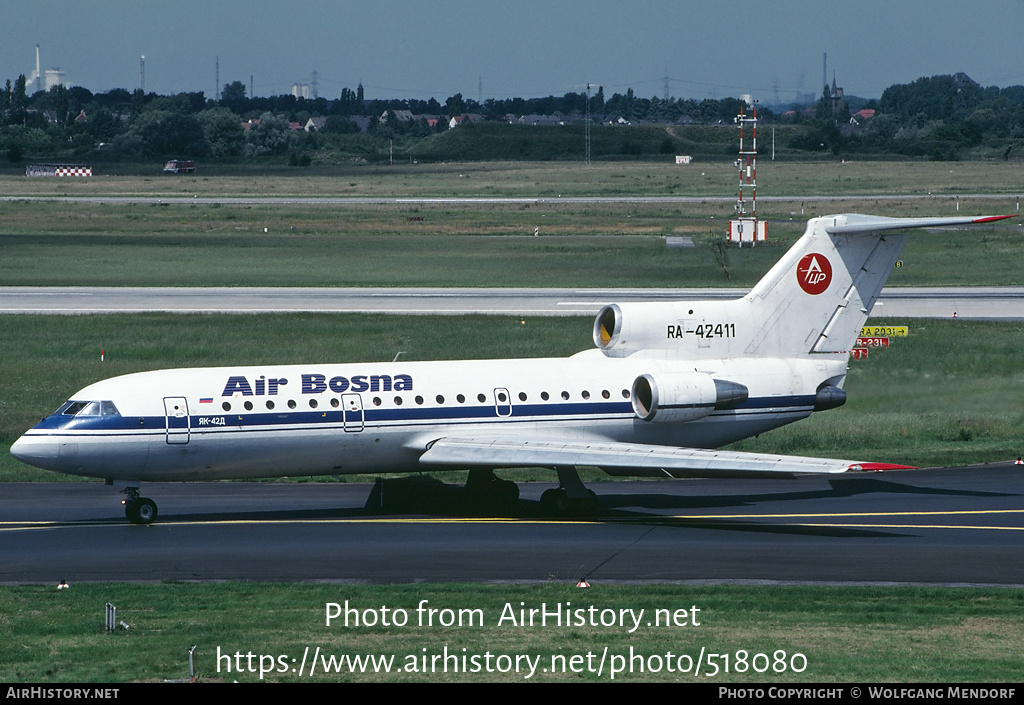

left=496, top=478, right=520, bottom=505
left=577, top=490, right=598, bottom=514
left=541, top=488, right=571, bottom=515
left=126, top=498, right=158, bottom=525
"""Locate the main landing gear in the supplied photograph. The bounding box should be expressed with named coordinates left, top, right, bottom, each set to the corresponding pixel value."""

left=463, top=469, right=520, bottom=513
left=121, top=487, right=158, bottom=525
left=539, top=466, right=598, bottom=515
left=462, top=467, right=598, bottom=516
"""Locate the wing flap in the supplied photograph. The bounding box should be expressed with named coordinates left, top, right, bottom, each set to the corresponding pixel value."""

left=418, top=437, right=872, bottom=478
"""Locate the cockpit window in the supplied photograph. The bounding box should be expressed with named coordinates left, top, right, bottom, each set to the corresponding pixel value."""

left=59, top=400, right=121, bottom=417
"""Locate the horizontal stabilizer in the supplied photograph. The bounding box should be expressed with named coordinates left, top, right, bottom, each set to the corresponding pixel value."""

left=823, top=214, right=1015, bottom=235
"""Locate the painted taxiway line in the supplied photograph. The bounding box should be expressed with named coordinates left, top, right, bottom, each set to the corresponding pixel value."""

left=4, top=508, right=1020, bottom=533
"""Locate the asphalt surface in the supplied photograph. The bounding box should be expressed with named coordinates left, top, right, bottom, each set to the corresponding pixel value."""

left=3, top=286, right=1024, bottom=318
left=3, top=464, right=1021, bottom=585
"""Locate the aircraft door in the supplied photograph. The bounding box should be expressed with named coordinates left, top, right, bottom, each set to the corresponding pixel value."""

left=493, top=388, right=512, bottom=417
left=163, top=397, right=190, bottom=445
left=342, top=393, right=364, bottom=432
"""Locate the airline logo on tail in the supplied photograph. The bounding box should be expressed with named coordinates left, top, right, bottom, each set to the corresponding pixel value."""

left=797, top=253, right=832, bottom=295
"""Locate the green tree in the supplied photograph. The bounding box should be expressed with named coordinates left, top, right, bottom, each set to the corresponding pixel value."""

left=221, top=81, right=247, bottom=113
left=245, top=111, right=292, bottom=156
left=198, top=107, right=243, bottom=157
left=444, top=93, right=465, bottom=117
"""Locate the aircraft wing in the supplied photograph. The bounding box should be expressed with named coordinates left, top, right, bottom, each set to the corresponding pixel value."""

left=417, top=437, right=905, bottom=479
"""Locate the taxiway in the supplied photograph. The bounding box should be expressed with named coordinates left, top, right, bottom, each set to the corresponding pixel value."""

left=2, top=464, right=1021, bottom=585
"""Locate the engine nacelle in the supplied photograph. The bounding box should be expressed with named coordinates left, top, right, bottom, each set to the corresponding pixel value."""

left=595, top=303, right=687, bottom=356
left=632, top=372, right=749, bottom=423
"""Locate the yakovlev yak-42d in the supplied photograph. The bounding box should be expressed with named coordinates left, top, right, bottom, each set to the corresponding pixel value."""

left=11, top=214, right=1014, bottom=523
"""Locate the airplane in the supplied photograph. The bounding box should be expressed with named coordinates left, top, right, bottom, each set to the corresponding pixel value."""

left=10, top=213, right=1014, bottom=524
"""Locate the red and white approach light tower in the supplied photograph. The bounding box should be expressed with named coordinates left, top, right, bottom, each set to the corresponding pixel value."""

left=728, top=103, right=766, bottom=246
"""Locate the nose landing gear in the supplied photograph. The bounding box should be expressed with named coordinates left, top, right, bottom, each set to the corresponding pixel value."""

left=121, top=487, right=158, bottom=525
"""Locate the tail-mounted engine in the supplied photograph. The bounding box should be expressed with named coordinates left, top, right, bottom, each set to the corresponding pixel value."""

left=595, top=303, right=663, bottom=356
left=632, top=372, right=748, bottom=423
left=594, top=301, right=743, bottom=358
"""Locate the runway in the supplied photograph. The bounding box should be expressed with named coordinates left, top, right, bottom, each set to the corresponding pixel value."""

left=3, top=286, right=1024, bottom=318
left=3, top=464, right=1022, bottom=585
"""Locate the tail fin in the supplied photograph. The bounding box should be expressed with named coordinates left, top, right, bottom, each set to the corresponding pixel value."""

left=593, top=214, right=1013, bottom=360
left=743, top=214, right=1014, bottom=357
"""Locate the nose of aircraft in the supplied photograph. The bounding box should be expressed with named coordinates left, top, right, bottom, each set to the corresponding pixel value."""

left=10, top=433, right=59, bottom=471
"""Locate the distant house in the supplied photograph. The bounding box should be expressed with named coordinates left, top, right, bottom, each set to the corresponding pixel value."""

left=519, top=114, right=563, bottom=126
left=380, top=109, right=415, bottom=125
left=304, top=116, right=327, bottom=132
left=602, top=115, right=630, bottom=126
left=953, top=72, right=980, bottom=90
left=448, top=114, right=483, bottom=129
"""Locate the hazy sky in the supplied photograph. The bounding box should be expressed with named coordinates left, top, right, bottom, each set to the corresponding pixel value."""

left=5, top=1, right=1023, bottom=103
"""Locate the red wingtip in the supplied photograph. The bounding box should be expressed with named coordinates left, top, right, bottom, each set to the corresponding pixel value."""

left=848, top=462, right=918, bottom=472
left=971, top=215, right=1017, bottom=224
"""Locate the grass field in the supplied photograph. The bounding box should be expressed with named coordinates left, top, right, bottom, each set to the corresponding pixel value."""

left=3, top=583, right=1022, bottom=683
left=0, top=200, right=1021, bottom=288
left=2, top=160, right=1023, bottom=198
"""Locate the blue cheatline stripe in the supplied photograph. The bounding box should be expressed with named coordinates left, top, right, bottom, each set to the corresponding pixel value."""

left=30, top=394, right=816, bottom=436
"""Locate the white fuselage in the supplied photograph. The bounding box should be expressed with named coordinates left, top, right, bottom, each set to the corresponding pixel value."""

left=11, top=350, right=845, bottom=483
